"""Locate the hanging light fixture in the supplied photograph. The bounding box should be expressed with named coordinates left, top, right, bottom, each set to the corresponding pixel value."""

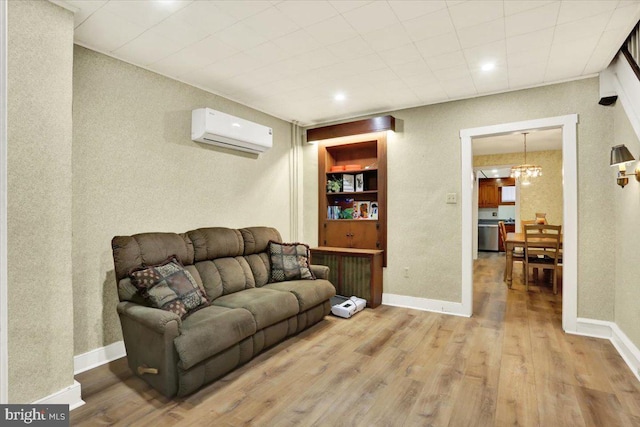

left=510, top=132, right=542, bottom=186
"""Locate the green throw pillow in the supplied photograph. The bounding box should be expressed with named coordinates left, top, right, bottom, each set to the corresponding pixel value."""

left=268, top=241, right=315, bottom=283
left=130, top=256, right=208, bottom=319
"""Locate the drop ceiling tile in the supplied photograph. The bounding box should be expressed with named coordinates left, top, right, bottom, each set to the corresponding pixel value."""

left=426, top=50, right=467, bottom=71
left=507, top=47, right=550, bottom=68
left=146, top=14, right=209, bottom=48
left=463, top=40, right=507, bottom=68
left=433, top=65, right=472, bottom=82
left=378, top=43, right=423, bottom=66
left=215, top=22, right=268, bottom=50
left=211, top=0, right=272, bottom=21
left=306, top=15, right=359, bottom=45
left=148, top=34, right=239, bottom=79
left=606, top=3, right=640, bottom=32
left=508, top=63, right=546, bottom=88
left=388, top=1, right=447, bottom=21
left=64, top=0, right=107, bottom=27
left=149, top=48, right=215, bottom=79
left=401, top=71, right=439, bottom=88
left=171, top=1, right=238, bottom=35
left=244, top=41, right=290, bottom=65
left=74, top=9, right=146, bottom=52
left=553, top=12, right=610, bottom=45
left=329, top=1, right=373, bottom=14
left=273, top=30, right=321, bottom=53
left=276, top=1, right=338, bottom=27
left=506, top=28, right=554, bottom=54
left=557, top=0, right=618, bottom=25
left=440, top=76, right=477, bottom=98
left=505, top=2, right=560, bottom=38
left=102, top=0, right=190, bottom=28
left=472, top=69, right=509, bottom=93
left=342, top=1, right=399, bottom=34
left=326, top=37, right=375, bottom=60
left=504, top=1, right=555, bottom=16
left=415, top=32, right=461, bottom=58
left=114, top=31, right=183, bottom=66
left=390, top=59, right=432, bottom=79
left=457, top=18, right=505, bottom=49
left=403, top=9, right=455, bottom=42
left=413, top=83, right=449, bottom=104
left=242, top=6, right=300, bottom=40
left=447, top=0, right=504, bottom=29
left=293, top=48, right=340, bottom=72
left=361, top=23, right=412, bottom=52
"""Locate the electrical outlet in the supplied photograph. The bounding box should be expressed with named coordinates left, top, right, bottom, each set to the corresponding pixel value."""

left=403, top=267, right=409, bottom=278
left=446, top=193, right=457, bottom=204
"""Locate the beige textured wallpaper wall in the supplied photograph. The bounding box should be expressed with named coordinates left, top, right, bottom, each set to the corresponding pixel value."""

left=474, top=150, right=563, bottom=226
left=613, top=102, right=640, bottom=349
left=7, top=1, right=75, bottom=402
left=72, top=47, right=294, bottom=355
left=303, top=78, right=615, bottom=320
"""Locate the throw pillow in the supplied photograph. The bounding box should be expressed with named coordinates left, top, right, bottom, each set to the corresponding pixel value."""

left=268, top=241, right=315, bottom=282
left=129, top=256, right=209, bottom=319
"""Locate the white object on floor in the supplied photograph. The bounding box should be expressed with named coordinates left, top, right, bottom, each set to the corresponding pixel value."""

left=331, top=296, right=367, bottom=318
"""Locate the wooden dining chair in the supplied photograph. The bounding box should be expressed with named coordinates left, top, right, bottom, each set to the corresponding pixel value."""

left=520, top=219, right=535, bottom=232
left=524, top=224, right=562, bottom=294
left=499, top=221, right=524, bottom=281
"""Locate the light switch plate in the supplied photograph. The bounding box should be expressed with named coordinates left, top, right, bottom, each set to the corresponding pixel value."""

left=446, top=193, right=457, bottom=204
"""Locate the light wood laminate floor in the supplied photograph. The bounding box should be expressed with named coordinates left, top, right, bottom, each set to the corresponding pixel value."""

left=71, top=253, right=640, bottom=426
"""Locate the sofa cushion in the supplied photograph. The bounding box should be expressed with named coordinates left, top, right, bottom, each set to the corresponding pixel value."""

left=244, top=253, right=270, bottom=287
left=240, top=227, right=282, bottom=255
left=194, top=256, right=256, bottom=299
left=130, top=256, right=209, bottom=319
left=188, top=228, right=244, bottom=262
left=174, top=305, right=256, bottom=370
left=212, top=288, right=299, bottom=330
left=268, top=241, right=315, bottom=283
left=112, top=232, right=194, bottom=281
left=263, top=279, right=336, bottom=312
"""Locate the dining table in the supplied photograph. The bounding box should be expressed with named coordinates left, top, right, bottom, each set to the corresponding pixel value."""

left=504, top=231, right=563, bottom=288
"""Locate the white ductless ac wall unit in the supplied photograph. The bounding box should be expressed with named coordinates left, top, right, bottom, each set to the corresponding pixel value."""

left=191, top=108, right=273, bottom=154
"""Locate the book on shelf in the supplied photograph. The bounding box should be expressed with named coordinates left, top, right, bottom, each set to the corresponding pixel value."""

left=370, top=201, right=378, bottom=220
left=355, top=173, right=364, bottom=192
left=342, top=174, right=354, bottom=192
left=356, top=201, right=370, bottom=219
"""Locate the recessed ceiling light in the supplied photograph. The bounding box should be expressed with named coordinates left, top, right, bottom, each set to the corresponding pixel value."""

left=494, top=174, right=500, bottom=177
left=491, top=169, right=498, bottom=173
left=481, top=63, right=495, bottom=72
left=334, top=93, right=346, bottom=102
left=232, top=123, right=241, bottom=128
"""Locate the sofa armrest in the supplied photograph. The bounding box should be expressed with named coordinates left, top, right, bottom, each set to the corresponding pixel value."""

left=117, top=301, right=181, bottom=397
left=310, top=264, right=329, bottom=280
left=117, top=301, right=182, bottom=334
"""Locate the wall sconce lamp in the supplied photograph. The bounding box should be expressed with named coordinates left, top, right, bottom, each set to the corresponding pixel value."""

left=610, top=144, right=640, bottom=188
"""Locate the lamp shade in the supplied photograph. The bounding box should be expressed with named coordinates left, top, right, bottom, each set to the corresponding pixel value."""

left=610, top=144, right=635, bottom=166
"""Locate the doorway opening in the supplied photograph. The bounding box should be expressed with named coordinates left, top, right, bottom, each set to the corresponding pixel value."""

left=459, top=114, right=578, bottom=333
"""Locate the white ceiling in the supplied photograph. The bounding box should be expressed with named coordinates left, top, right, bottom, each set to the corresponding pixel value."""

left=473, top=127, right=562, bottom=155
left=62, top=0, right=640, bottom=126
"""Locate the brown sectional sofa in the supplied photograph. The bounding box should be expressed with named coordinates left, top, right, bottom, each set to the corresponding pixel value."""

left=111, top=226, right=335, bottom=397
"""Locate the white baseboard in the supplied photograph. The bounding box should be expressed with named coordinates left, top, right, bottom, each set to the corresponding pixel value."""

left=382, top=293, right=470, bottom=317
left=74, top=340, right=126, bottom=375
left=573, top=318, right=640, bottom=382
left=33, top=380, right=84, bottom=410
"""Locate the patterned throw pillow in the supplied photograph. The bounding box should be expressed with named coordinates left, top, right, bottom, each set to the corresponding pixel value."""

left=268, top=241, right=315, bottom=283
left=129, top=256, right=209, bottom=319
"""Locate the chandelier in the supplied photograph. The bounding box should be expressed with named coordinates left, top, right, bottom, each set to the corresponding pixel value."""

left=510, top=132, right=542, bottom=186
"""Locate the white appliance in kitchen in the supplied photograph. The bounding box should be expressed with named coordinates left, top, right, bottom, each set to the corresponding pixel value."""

left=478, top=220, right=499, bottom=251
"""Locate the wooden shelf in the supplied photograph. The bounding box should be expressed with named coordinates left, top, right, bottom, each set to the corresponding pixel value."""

left=318, top=132, right=388, bottom=267
left=326, top=190, right=378, bottom=196
left=326, top=168, right=378, bottom=175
